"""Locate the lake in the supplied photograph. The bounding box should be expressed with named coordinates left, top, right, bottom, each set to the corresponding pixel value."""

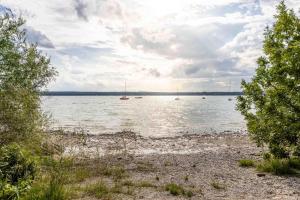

left=41, top=96, right=246, bottom=137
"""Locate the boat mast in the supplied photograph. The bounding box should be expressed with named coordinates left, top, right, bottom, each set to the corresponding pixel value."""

left=125, top=81, right=127, bottom=97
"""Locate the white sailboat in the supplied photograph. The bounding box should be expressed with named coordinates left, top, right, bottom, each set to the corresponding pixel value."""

left=228, top=80, right=232, bottom=101
left=175, top=88, right=180, bottom=100
left=120, top=81, right=129, bottom=100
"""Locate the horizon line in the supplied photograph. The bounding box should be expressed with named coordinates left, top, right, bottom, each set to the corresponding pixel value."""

left=41, top=91, right=243, bottom=96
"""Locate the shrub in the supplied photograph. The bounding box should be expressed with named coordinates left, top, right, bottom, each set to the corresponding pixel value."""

left=186, top=190, right=193, bottom=198
left=288, top=157, right=300, bottom=170
left=257, top=158, right=296, bottom=175
left=42, top=174, right=70, bottom=200
left=85, top=181, right=111, bottom=199
left=239, top=159, right=255, bottom=167
left=236, top=1, right=300, bottom=158
left=0, top=144, right=36, bottom=199
left=0, top=13, right=57, bottom=145
left=165, top=183, right=185, bottom=196
left=263, top=153, right=271, bottom=160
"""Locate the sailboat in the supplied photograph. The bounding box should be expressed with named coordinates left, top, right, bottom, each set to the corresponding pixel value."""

left=120, top=81, right=129, bottom=100
left=174, top=88, right=180, bottom=100
left=228, top=80, right=232, bottom=101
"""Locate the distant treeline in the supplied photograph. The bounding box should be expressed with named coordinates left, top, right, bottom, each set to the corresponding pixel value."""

left=41, top=91, right=243, bottom=96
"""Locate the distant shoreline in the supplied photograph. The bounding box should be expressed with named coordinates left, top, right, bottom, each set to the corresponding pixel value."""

left=41, top=91, right=243, bottom=96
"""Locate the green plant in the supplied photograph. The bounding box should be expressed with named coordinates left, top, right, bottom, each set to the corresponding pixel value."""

left=211, top=181, right=225, bottom=190
left=257, top=157, right=300, bottom=175
left=0, top=13, right=57, bottom=145
left=288, top=157, right=300, bottom=170
left=136, top=181, right=156, bottom=188
left=165, top=183, right=185, bottom=196
left=236, top=1, right=300, bottom=158
left=85, top=181, right=110, bottom=199
left=186, top=190, right=193, bottom=198
left=103, top=166, right=127, bottom=181
left=257, top=158, right=295, bottom=175
left=263, top=153, right=271, bottom=160
left=239, top=159, right=255, bottom=167
left=0, top=144, right=36, bottom=200
left=41, top=174, right=70, bottom=200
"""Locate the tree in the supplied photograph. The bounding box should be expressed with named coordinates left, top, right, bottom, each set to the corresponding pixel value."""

left=0, top=13, right=57, bottom=145
left=237, top=1, right=300, bottom=158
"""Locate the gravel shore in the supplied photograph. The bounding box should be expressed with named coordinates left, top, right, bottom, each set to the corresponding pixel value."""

left=49, top=131, right=300, bottom=200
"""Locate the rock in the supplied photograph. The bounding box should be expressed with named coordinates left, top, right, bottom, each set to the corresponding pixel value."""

left=257, top=173, right=266, bottom=177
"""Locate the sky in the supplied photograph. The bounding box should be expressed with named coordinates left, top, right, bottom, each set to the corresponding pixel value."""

left=1, top=0, right=300, bottom=92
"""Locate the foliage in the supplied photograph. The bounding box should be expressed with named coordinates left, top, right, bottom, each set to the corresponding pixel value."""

left=0, top=144, right=36, bottom=200
left=0, top=13, right=57, bottom=145
left=85, top=181, right=111, bottom=199
left=237, top=1, right=300, bottom=158
left=239, top=159, right=255, bottom=167
left=165, top=183, right=194, bottom=197
left=263, top=152, right=271, bottom=160
left=257, top=157, right=300, bottom=175
left=165, top=183, right=185, bottom=196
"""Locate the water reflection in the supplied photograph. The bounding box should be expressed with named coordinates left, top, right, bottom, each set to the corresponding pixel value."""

left=41, top=96, right=246, bottom=137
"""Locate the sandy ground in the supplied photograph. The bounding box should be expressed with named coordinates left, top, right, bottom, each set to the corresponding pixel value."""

left=49, top=131, right=300, bottom=200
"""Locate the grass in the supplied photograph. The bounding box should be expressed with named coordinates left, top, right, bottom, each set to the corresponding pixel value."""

left=136, top=161, right=156, bottom=172
left=256, top=158, right=300, bottom=175
left=103, top=165, right=128, bottom=180
left=165, top=183, right=185, bottom=196
left=85, top=180, right=142, bottom=199
left=23, top=171, right=75, bottom=200
left=165, top=183, right=193, bottom=197
left=85, top=181, right=111, bottom=199
left=121, top=179, right=156, bottom=188
left=239, top=159, right=255, bottom=167
left=136, top=181, right=156, bottom=188
left=211, top=181, right=226, bottom=190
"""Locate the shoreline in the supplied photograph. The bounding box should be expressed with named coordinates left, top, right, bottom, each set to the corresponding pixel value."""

left=46, top=130, right=300, bottom=199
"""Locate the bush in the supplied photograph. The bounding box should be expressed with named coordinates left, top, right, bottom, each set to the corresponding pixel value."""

left=0, top=144, right=36, bottom=199
left=288, top=157, right=300, bottom=170
left=239, top=159, right=255, bottom=167
left=41, top=174, right=70, bottom=200
left=263, top=153, right=271, bottom=160
left=257, top=158, right=297, bottom=175
left=165, top=183, right=185, bottom=196
left=236, top=2, right=300, bottom=158
left=85, top=181, right=111, bottom=199
left=0, top=13, right=57, bottom=145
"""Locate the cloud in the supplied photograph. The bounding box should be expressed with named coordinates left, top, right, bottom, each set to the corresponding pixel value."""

left=1, top=0, right=299, bottom=91
left=148, top=68, right=160, bottom=77
left=24, top=26, right=55, bottom=48
left=121, top=23, right=243, bottom=60
left=73, top=0, right=89, bottom=21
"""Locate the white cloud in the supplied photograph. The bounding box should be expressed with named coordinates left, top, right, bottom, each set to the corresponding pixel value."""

left=1, top=0, right=299, bottom=91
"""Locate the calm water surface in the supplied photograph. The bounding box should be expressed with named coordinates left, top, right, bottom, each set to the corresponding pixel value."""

left=41, top=96, right=246, bottom=137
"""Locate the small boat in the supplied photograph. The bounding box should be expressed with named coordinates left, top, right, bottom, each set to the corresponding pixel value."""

left=174, top=88, right=180, bottom=100
left=228, top=98, right=232, bottom=101
left=135, top=97, right=143, bottom=99
left=120, top=96, right=129, bottom=100
left=120, top=81, right=129, bottom=100
left=202, top=97, right=206, bottom=99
